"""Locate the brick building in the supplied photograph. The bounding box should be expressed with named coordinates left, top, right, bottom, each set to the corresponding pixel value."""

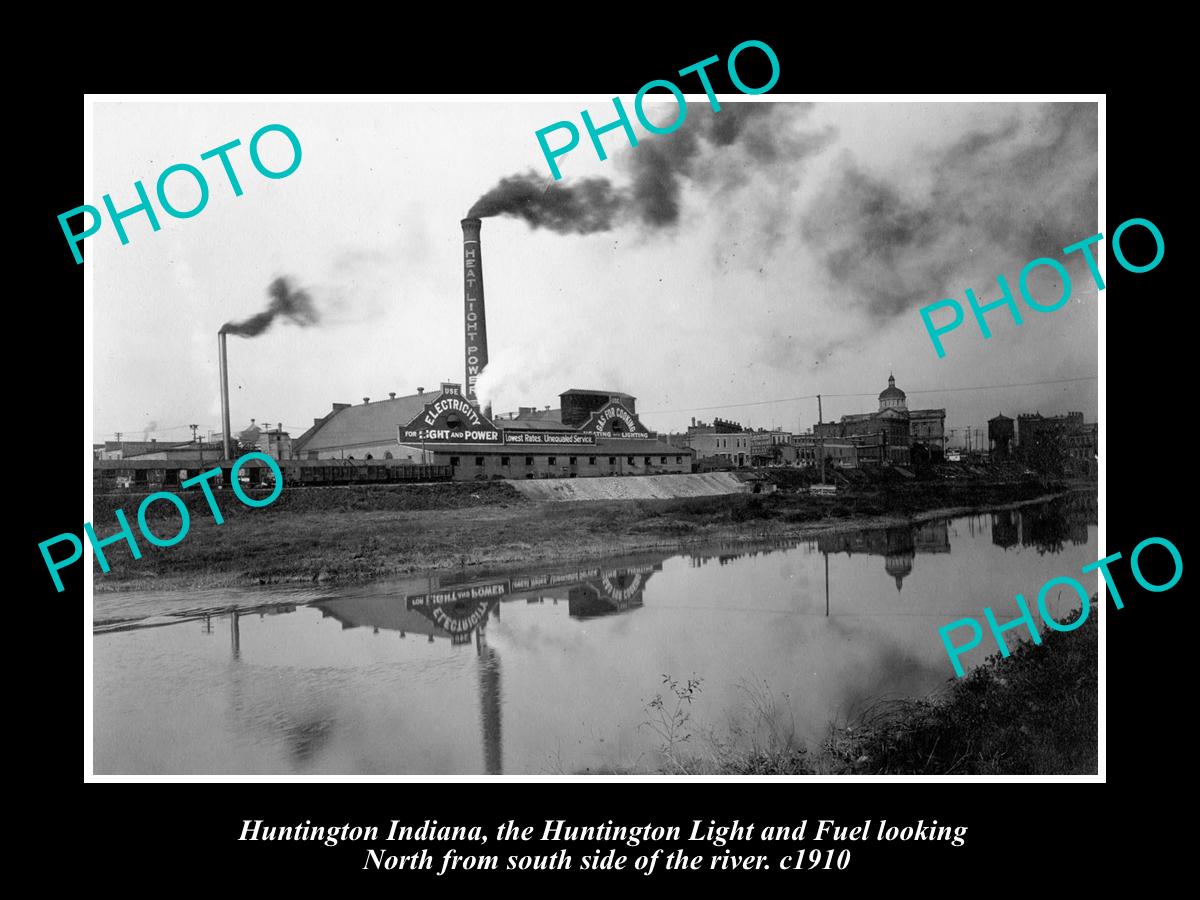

left=811, top=374, right=944, bottom=465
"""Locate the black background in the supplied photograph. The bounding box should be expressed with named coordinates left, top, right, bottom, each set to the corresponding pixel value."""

left=28, top=23, right=1180, bottom=888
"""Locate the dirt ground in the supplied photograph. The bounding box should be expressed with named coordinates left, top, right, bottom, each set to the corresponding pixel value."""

left=91, top=479, right=1080, bottom=597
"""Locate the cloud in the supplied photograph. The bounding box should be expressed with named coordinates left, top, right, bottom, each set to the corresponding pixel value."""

left=801, top=103, right=1098, bottom=323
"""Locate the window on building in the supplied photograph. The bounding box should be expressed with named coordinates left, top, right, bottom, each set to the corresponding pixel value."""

left=628, top=456, right=635, bottom=465
left=501, top=456, right=510, bottom=466
left=384, top=451, right=393, bottom=459
left=449, top=456, right=460, bottom=466
left=548, top=456, right=557, bottom=466
left=676, top=456, right=682, bottom=463
left=644, top=456, right=651, bottom=465
left=569, top=456, right=577, bottom=465
left=365, top=453, right=373, bottom=460
left=525, top=456, right=534, bottom=466
left=589, top=456, right=597, bottom=465
left=475, top=456, right=484, bottom=466
left=660, top=456, right=666, bottom=463
left=609, top=456, right=617, bottom=465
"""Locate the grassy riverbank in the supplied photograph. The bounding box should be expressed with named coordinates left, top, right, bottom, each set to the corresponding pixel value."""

left=658, top=608, right=1097, bottom=776
left=92, top=478, right=1085, bottom=594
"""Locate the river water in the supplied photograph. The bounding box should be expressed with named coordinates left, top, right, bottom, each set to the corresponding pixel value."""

left=92, top=494, right=1097, bottom=774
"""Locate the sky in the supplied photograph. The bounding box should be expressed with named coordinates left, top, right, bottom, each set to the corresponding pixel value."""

left=91, top=99, right=1098, bottom=447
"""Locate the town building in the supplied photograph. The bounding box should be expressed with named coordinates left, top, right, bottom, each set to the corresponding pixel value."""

left=681, top=417, right=753, bottom=466
left=749, top=429, right=793, bottom=465
left=791, top=433, right=857, bottom=468
left=1016, top=411, right=1097, bottom=476
left=688, top=432, right=751, bottom=467
left=811, top=374, right=945, bottom=465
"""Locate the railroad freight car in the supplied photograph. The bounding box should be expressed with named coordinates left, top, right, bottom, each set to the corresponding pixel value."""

left=94, top=457, right=453, bottom=491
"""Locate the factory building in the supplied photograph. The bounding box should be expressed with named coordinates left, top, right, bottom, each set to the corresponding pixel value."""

left=291, top=389, right=438, bottom=462
left=292, top=382, right=691, bottom=480
left=225, top=217, right=691, bottom=480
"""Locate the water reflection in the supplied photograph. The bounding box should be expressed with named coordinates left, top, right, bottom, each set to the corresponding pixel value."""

left=992, top=492, right=1094, bottom=554
left=811, top=521, right=951, bottom=593
left=93, top=492, right=1098, bottom=774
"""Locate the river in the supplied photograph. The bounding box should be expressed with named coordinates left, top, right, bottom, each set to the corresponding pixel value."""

left=92, top=493, right=1097, bottom=774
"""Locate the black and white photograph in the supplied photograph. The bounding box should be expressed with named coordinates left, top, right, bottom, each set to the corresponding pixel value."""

left=81, top=94, right=1102, bottom=777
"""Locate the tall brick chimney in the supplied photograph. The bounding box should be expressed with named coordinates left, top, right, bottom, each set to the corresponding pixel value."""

left=461, top=217, right=489, bottom=406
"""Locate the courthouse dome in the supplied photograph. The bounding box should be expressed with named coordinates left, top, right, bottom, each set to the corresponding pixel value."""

left=879, top=374, right=907, bottom=410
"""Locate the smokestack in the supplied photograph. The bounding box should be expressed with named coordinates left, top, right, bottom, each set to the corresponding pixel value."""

left=461, top=217, right=489, bottom=406
left=218, top=332, right=232, bottom=460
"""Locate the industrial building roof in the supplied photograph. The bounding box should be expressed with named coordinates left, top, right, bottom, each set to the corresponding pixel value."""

left=560, top=389, right=635, bottom=400
left=101, top=440, right=180, bottom=455
left=502, top=412, right=574, bottom=431
left=292, top=390, right=443, bottom=454
left=397, top=437, right=691, bottom=455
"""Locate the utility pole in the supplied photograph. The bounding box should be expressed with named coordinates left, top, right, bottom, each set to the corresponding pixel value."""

left=817, top=394, right=825, bottom=486
left=190, top=424, right=203, bottom=466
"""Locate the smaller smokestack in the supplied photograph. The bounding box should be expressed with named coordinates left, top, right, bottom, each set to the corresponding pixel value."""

left=363, top=397, right=370, bottom=404
left=389, top=392, right=396, bottom=400
left=417, top=386, right=425, bottom=395
left=219, top=332, right=232, bottom=460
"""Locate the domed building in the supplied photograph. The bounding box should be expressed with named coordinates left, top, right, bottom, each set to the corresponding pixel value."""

left=812, top=373, right=947, bottom=464
left=879, top=373, right=907, bottom=411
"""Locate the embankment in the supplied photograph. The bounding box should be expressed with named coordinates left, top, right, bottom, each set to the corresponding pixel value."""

left=508, top=472, right=747, bottom=501
left=92, top=478, right=1085, bottom=594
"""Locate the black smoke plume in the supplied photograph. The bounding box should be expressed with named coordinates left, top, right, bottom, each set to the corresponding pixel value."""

left=801, top=103, right=1098, bottom=323
left=467, top=104, right=833, bottom=233
left=468, top=174, right=625, bottom=233
left=221, top=276, right=319, bottom=336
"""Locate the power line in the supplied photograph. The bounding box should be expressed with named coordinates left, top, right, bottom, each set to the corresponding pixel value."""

left=642, top=375, right=1097, bottom=415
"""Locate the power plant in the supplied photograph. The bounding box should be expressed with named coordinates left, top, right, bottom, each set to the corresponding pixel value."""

left=207, top=217, right=692, bottom=481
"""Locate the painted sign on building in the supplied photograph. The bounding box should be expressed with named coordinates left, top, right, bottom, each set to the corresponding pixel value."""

left=582, top=401, right=651, bottom=439
left=462, top=220, right=489, bottom=402
left=399, top=383, right=501, bottom=443
left=505, top=431, right=597, bottom=445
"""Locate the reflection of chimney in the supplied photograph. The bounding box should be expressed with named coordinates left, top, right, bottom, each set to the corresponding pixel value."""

left=461, top=217, right=488, bottom=406
left=219, top=332, right=232, bottom=460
